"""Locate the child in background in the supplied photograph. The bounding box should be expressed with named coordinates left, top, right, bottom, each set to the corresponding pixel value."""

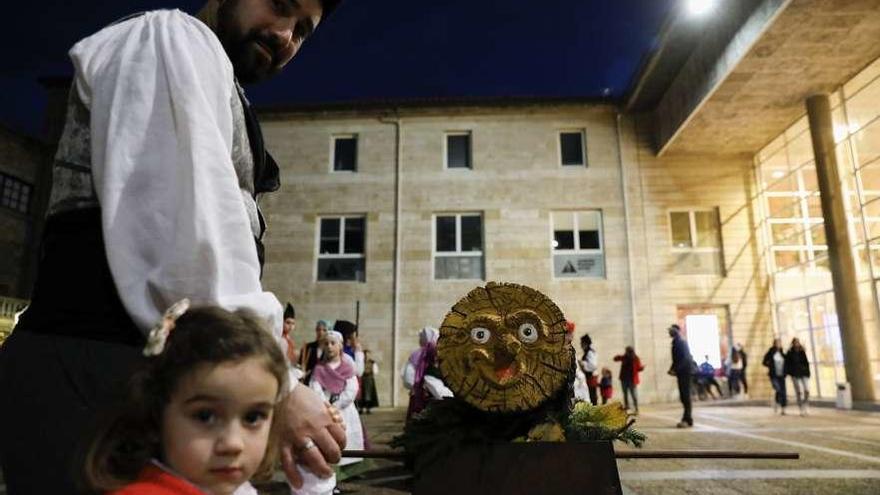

left=82, top=301, right=288, bottom=495
left=599, top=367, right=614, bottom=404
left=308, top=330, right=365, bottom=488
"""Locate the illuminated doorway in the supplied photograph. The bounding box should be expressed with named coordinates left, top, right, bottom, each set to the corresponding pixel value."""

left=675, top=305, right=732, bottom=369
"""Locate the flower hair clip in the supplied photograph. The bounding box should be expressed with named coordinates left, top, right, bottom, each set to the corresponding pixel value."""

left=143, top=298, right=190, bottom=357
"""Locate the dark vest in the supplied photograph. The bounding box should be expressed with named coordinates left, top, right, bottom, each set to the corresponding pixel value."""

left=17, top=89, right=279, bottom=346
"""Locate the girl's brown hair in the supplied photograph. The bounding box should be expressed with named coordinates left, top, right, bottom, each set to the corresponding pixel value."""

left=83, top=306, right=288, bottom=491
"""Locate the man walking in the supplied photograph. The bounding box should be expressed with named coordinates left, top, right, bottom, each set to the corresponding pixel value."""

left=667, top=324, right=694, bottom=428
left=0, top=1, right=345, bottom=492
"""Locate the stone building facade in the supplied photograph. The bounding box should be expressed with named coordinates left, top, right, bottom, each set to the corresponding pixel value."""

left=0, top=125, right=46, bottom=299
left=258, top=103, right=770, bottom=406
left=259, top=0, right=880, bottom=406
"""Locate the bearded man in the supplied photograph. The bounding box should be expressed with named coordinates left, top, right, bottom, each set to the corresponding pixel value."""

left=0, top=1, right=344, bottom=492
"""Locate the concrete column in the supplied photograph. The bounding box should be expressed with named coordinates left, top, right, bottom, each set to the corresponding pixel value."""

left=806, top=94, right=876, bottom=402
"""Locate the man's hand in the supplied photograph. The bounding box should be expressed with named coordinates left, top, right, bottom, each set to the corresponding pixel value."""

left=278, top=385, right=347, bottom=488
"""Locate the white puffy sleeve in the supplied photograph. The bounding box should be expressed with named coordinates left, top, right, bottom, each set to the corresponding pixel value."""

left=402, top=360, right=416, bottom=390
left=354, top=350, right=365, bottom=377
left=69, top=10, right=282, bottom=337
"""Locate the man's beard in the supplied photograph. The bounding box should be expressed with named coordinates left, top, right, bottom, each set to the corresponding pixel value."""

left=215, top=2, right=279, bottom=83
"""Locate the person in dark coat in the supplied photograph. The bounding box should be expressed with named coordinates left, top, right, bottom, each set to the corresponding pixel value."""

left=299, top=320, right=330, bottom=383
left=785, top=338, right=811, bottom=416
left=762, top=338, right=788, bottom=415
left=667, top=324, right=694, bottom=428
left=737, top=343, right=749, bottom=394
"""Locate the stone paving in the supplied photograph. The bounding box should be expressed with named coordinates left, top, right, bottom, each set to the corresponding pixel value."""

left=4, top=401, right=874, bottom=494
left=334, top=401, right=880, bottom=495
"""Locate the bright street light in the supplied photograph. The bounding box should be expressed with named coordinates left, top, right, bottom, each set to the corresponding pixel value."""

left=686, top=0, right=717, bottom=17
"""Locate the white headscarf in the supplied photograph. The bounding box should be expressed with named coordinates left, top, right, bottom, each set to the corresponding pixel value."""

left=419, top=326, right=439, bottom=346
left=326, top=330, right=344, bottom=343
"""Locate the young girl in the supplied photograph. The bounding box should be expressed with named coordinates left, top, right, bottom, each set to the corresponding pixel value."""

left=599, top=367, right=614, bottom=404
left=309, top=331, right=365, bottom=467
left=83, top=302, right=288, bottom=495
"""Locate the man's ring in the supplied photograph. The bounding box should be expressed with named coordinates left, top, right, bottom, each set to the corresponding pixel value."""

left=297, top=438, right=317, bottom=454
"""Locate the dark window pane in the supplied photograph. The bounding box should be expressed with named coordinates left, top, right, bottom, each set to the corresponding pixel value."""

left=1, top=174, right=32, bottom=214
left=447, top=134, right=471, bottom=168
left=334, top=137, right=357, bottom=171
left=344, top=217, right=365, bottom=254
left=460, top=215, right=482, bottom=251
left=670, top=212, right=692, bottom=248
left=320, top=218, right=340, bottom=254
left=318, top=258, right=366, bottom=282
left=436, top=216, right=456, bottom=252
left=579, top=230, right=600, bottom=249
left=560, top=132, right=584, bottom=166
left=554, top=230, right=575, bottom=250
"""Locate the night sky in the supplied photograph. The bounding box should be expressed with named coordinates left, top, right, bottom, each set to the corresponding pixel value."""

left=1, top=0, right=673, bottom=138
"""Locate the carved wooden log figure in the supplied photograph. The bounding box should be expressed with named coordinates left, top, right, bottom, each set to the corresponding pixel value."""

left=437, top=282, right=573, bottom=413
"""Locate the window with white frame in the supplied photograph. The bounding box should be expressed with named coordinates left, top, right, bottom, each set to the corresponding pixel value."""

left=332, top=135, right=357, bottom=172
left=317, top=216, right=365, bottom=281
left=0, top=173, right=32, bottom=214
left=434, top=213, right=484, bottom=280
left=445, top=132, right=472, bottom=169
left=669, top=209, right=725, bottom=275
left=551, top=211, right=605, bottom=278
left=559, top=130, right=587, bottom=167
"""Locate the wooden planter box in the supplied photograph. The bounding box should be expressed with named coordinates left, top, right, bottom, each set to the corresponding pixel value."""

left=414, top=441, right=621, bottom=495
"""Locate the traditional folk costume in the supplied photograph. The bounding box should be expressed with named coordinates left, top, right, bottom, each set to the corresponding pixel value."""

left=357, top=357, right=380, bottom=412
left=403, top=327, right=453, bottom=420
left=0, top=10, right=284, bottom=493
left=309, top=331, right=365, bottom=465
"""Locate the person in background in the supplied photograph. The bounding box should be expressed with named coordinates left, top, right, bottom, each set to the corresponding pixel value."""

left=762, top=338, right=788, bottom=415
left=308, top=330, right=364, bottom=491
left=579, top=331, right=599, bottom=405
left=403, top=326, right=452, bottom=420
left=727, top=345, right=745, bottom=396
left=357, top=349, right=380, bottom=414
left=737, top=343, right=750, bottom=395
left=299, top=320, right=330, bottom=383
left=599, top=367, right=614, bottom=404
left=283, top=303, right=298, bottom=365
left=335, top=319, right=365, bottom=375
left=698, top=355, right=724, bottom=399
left=785, top=338, right=811, bottom=416
left=613, top=346, right=644, bottom=414
left=668, top=324, right=694, bottom=428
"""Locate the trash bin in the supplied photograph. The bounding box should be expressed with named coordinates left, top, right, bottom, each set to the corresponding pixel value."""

left=836, top=382, right=852, bottom=409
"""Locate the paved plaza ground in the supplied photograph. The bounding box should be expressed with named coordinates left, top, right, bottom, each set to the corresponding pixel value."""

left=332, top=401, right=880, bottom=495
left=3, top=400, right=876, bottom=494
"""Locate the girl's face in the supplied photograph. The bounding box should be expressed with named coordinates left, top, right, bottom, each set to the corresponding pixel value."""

left=323, top=338, right=342, bottom=359
left=161, top=357, right=279, bottom=495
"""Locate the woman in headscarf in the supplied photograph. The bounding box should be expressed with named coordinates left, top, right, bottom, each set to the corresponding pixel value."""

left=402, top=326, right=452, bottom=420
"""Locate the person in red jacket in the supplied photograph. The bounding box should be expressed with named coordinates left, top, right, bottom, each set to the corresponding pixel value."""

left=613, top=346, right=645, bottom=415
